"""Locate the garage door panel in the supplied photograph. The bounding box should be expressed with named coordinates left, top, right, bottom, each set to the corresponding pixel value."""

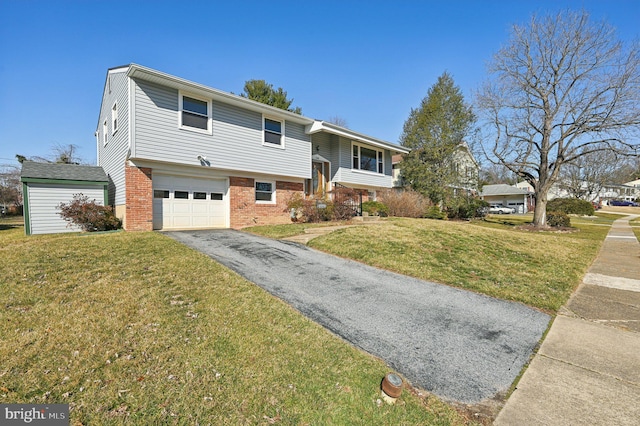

left=152, top=175, right=228, bottom=230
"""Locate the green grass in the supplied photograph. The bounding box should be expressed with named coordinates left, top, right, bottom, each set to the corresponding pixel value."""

left=307, top=217, right=609, bottom=312
left=246, top=221, right=352, bottom=239
left=0, top=221, right=475, bottom=425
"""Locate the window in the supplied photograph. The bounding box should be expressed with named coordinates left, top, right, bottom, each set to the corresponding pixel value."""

left=255, top=181, right=275, bottom=203
left=111, top=102, right=118, bottom=134
left=154, top=190, right=169, bottom=198
left=174, top=191, right=189, bottom=199
left=179, top=92, right=211, bottom=133
left=210, top=193, right=223, bottom=200
left=352, top=143, right=384, bottom=174
left=263, top=117, right=283, bottom=146
left=103, top=120, right=108, bottom=146
left=193, top=192, right=207, bottom=200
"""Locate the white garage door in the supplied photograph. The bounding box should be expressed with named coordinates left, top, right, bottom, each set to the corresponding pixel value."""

left=27, top=183, right=105, bottom=235
left=152, top=175, right=228, bottom=230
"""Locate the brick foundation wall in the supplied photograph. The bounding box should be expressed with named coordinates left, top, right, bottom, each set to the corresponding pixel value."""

left=229, top=177, right=302, bottom=228
left=125, top=163, right=153, bottom=231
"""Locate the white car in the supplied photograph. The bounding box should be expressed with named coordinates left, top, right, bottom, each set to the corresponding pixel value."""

left=489, top=204, right=515, bottom=214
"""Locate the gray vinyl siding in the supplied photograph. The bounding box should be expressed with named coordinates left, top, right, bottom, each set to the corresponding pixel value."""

left=310, top=132, right=334, bottom=178
left=333, top=137, right=394, bottom=188
left=97, top=70, right=129, bottom=206
left=132, top=80, right=311, bottom=179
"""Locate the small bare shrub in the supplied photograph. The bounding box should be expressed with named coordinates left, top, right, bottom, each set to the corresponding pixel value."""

left=378, top=189, right=429, bottom=218
left=58, top=194, right=121, bottom=232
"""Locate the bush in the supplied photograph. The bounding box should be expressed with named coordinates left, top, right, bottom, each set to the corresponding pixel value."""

left=378, top=189, right=429, bottom=218
left=547, top=211, right=571, bottom=228
left=287, top=192, right=357, bottom=223
left=445, top=196, right=489, bottom=220
left=424, top=206, right=447, bottom=220
left=362, top=201, right=389, bottom=217
left=546, top=198, right=595, bottom=216
left=58, top=194, right=121, bottom=232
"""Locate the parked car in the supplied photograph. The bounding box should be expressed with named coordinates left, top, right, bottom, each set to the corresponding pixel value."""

left=489, top=204, right=515, bottom=214
left=609, top=200, right=639, bottom=207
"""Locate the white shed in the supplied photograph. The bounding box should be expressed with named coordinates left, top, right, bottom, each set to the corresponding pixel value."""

left=21, top=161, right=108, bottom=235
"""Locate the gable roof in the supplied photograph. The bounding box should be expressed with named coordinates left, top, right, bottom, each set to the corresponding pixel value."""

left=480, top=184, right=530, bottom=196
left=306, top=121, right=409, bottom=154
left=21, top=161, right=108, bottom=183
left=111, top=64, right=408, bottom=154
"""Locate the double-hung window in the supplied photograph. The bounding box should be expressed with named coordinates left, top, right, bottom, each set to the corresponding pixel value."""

left=111, top=102, right=118, bottom=134
left=255, top=181, right=275, bottom=203
left=352, top=142, right=384, bottom=174
left=263, top=117, right=284, bottom=147
left=103, top=120, right=108, bottom=146
left=180, top=92, right=211, bottom=133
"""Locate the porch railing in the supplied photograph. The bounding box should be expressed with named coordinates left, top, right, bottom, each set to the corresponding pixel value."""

left=333, top=183, right=362, bottom=216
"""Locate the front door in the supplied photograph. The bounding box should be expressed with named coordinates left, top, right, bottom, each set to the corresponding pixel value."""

left=312, top=162, right=328, bottom=196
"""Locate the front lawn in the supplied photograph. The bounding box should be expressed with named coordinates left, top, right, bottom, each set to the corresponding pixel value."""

left=295, top=217, right=609, bottom=312
left=0, top=222, right=474, bottom=425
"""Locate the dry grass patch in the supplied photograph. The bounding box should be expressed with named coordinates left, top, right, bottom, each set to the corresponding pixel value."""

left=0, top=223, right=475, bottom=425
left=308, top=218, right=608, bottom=312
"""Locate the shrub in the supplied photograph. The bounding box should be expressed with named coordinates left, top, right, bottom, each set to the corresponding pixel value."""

left=424, top=206, right=447, bottom=220
left=287, top=191, right=357, bottom=223
left=362, top=201, right=389, bottom=217
left=58, top=194, right=121, bottom=232
left=546, top=198, right=594, bottom=216
left=378, top=189, right=429, bottom=218
left=547, top=211, right=571, bottom=228
left=445, top=195, right=489, bottom=220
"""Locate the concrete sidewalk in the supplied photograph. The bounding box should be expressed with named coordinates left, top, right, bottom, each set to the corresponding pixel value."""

left=495, top=215, right=640, bottom=425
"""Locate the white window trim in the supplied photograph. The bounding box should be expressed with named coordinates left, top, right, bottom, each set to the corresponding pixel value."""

left=179, top=91, right=212, bottom=135
left=255, top=180, right=276, bottom=204
left=352, top=141, right=384, bottom=174
left=111, top=102, right=118, bottom=135
left=103, top=120, right=108, bottom=146
left=262, top=115, right=285, bottom=149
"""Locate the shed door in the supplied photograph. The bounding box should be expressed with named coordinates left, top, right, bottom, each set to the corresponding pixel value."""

left=27, top=183, right=104, bottom=235
left=152, top=175, right=228, bottom=230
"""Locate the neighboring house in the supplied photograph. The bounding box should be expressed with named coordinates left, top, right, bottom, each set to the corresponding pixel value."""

left=599, top=183, right=638, bottom=203
left=515, top=181, right=569, bottom=201
left=391, top=142, right=480, bottom=193
left=624, top=179, right=640, bottom=200
left=516, top=179, right=640, bottom=204
left=480, top=184, right=532, bottom=213
left=20, top=161, right=108, bottom=235
left=450, top=142, right=479, bottom=193
left=96, top=64, right=408, bottom=231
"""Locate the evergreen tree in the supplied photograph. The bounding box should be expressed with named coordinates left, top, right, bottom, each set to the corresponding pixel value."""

left=399, top=72, right=476, bottom=205
left=241, top=79, right=302, bottom=114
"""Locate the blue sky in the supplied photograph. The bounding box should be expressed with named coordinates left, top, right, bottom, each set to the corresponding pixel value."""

left=1, top=0, right=638, bottom=166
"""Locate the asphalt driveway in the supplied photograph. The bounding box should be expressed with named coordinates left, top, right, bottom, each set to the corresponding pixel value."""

left=166, top=229, right=550, bottom=404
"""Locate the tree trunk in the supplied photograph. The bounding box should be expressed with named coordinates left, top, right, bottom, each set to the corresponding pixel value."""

left=532, top=191, right=547, bottom=227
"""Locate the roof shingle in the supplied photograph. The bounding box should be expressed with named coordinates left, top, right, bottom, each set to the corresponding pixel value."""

left=20, top=161, right=108, bottom=182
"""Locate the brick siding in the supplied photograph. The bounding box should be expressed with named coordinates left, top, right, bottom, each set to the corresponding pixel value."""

left=124, top=163, right=153, bottom=231
left=229, top=177, right=302, bottom=228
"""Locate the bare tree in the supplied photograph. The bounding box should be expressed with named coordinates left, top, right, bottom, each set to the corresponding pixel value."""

left=51, top=143, right=83, bottom=164
left=0, top=165, right=22, bottom=208
left=558, top=147, right=619, bottom=200
left=327, top=116, right=349, bottom=128
left=477, top=10, right=640, bottom=227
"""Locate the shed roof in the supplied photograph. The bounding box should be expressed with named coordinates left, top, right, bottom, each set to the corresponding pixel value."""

left=21, top=161, right=108, bottom=182
left=480, top=184, right=530, bottom=196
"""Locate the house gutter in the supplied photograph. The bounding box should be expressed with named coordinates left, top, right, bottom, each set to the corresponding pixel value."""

left=306, top=121, right=409, bottom=154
